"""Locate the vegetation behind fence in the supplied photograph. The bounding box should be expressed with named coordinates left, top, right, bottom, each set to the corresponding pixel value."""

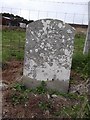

left=2, top=27, right=25, bottom=61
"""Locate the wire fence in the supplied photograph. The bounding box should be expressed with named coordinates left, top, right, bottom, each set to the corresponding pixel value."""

left=27, top=0, right=88, bottom=5
left=0, top=1, right=88, bottom=24
left=0, top=6, right=88, bottom=25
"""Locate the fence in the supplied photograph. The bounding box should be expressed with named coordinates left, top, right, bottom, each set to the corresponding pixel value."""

left=1, top=1, right=88, bottom=62
left=0, top=1, right=88, bottom=24
left=0, top=9, right=88, bottom=25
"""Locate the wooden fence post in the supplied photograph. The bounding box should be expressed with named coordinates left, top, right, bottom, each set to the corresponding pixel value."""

left=83, top=1, right=90, bottom=54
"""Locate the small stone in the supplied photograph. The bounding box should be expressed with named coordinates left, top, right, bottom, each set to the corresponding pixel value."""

left=34, top=94, right=37, bottom=97
left=45, top=110, right=49, bottom=116
left=31, top=116, right=34, bottom=118
left=25, top=103, right=27, bottom=107
left=51, top=94, right=58, bottom=98
left=47, top=94, right=50, bottom=99
left=0, top=83, right=8, bottom=91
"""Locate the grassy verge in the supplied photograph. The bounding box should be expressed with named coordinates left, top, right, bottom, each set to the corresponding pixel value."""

left=72, top=33, right=88, bottom=79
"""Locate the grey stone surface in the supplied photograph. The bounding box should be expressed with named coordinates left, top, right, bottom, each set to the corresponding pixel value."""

left=23, top=19, right=75, bottom=92
left=22, top=76, right=69, bottom=92
left=83, top=1, right=90, bottom=54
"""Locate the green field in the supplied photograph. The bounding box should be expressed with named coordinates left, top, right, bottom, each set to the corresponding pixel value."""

left=72, top=33, right=88, bottom=79
left=2, top=29, right=26, bottom=61
left=2, top=29, right=88, bottom=79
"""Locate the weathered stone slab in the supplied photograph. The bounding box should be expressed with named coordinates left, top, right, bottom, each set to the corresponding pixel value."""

left=23, top=19, right=75, bottom=92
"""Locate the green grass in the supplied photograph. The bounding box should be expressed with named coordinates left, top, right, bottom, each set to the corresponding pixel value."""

left=0, top=30, right=2, bottom=62
left=38, top=101, right=51, bottom=111
left=2, top=29, right=25, bottom=61
left=11, top=83, right=29, bottom=105
left=73, top=33, right=86, bottom=54
left=72, top=33, right=88, bottom=79
left=11, top=82, right=90, bottom=118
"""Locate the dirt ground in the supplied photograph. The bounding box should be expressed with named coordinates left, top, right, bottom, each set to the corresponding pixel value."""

left=2, top=60, right=89, bottom=119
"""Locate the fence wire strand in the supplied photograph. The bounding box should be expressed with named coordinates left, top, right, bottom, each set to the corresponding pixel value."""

left=0, top=6, right=88, bottom=25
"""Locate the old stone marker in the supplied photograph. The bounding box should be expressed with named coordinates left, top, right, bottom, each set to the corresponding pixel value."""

left=22, top=19, right=75, bottom=92
left=83, top=1, right=90, bottom=54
